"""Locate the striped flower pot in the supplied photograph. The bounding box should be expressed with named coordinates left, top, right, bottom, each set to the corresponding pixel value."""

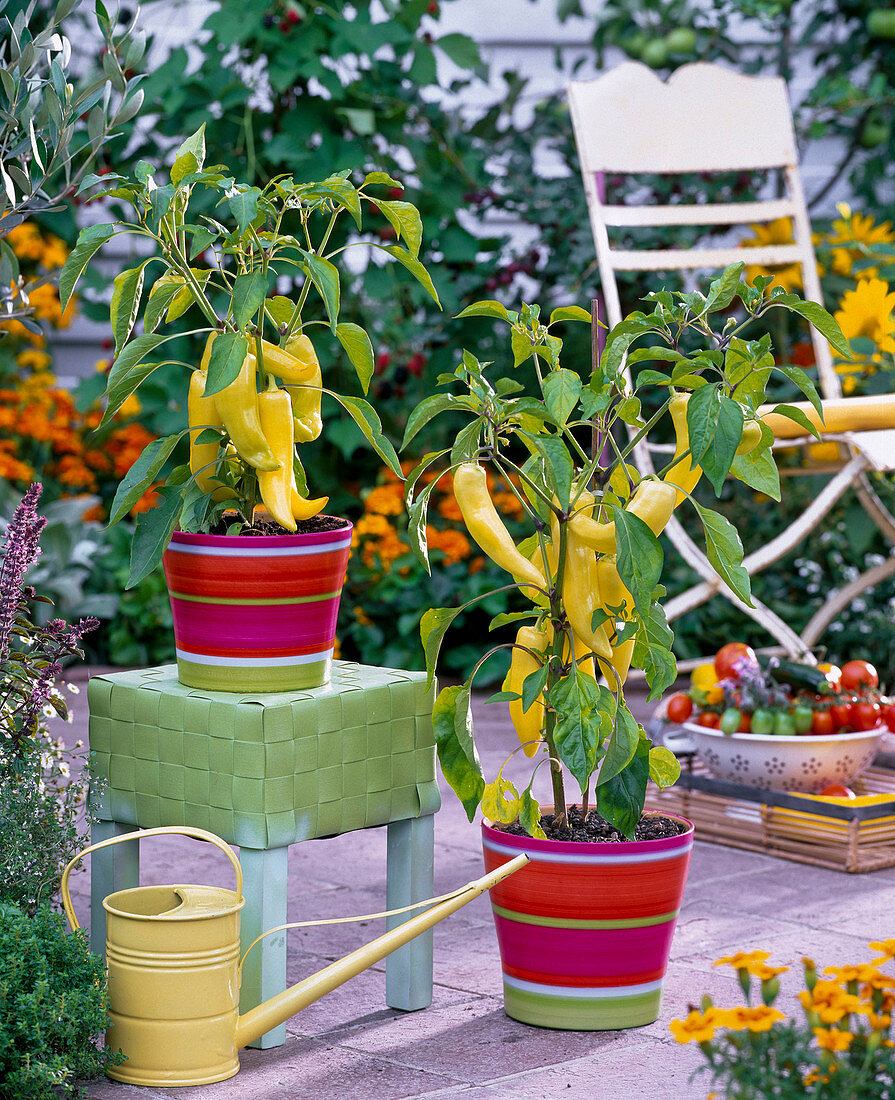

left=162, top=522, right=352, bottom=692
left=482, top=811, right=694, bottom=1030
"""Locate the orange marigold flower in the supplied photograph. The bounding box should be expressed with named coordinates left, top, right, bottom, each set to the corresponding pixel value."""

left=723, top=1005, right=786, bottom=1033
left=491, top=490, right=525, bottom=519
left=355, top=514, right=393, bottom=538
left=469, top=555, right=486, bottom=574
left=669, top=1007, right=727, bottom=1044
left=108, top=423, right=155, bottom=477
left=825, top=963, right=887, bottom=985
left=437, top=493, right=464, bottom=522
left=751, top=963, right=790, bottom=981
left=0, top=446, right=34, bottom=482
left=870, top=940, right=895, bottom=965
left=53, top=454, right=97, bottom=490
left=800, top=981, right=862, bottom=1023
left=81, top=503, right=106, bottom=523
left=813, top=1026, right=853, bottom=1052
left=364, top=483, right=404, bottom=516
left=425, top=526, right=471, bottom=564
left=353, top=606, right=374, bottom=627
left=714, top=950, right=771, bottom=972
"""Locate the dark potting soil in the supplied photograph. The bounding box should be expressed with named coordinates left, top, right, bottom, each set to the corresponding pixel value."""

left=496, top=806, right=688, bottom=844
left=208, top=515, right=350, bottom=536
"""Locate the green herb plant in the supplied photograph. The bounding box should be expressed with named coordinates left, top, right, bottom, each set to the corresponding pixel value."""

left=406, top=264, right=851, bottom=838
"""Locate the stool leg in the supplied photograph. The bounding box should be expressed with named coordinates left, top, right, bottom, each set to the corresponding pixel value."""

left=385, top=814, right=434, bottom=1011
left=239, top=846, right=289, bottom=1049
left=90, top=821, right=140, bottom=958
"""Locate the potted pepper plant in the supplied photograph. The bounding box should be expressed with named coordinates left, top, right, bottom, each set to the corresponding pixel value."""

left=60, top=126, right=439, bottom=691
left=403, top=266, right=850, bottom=1029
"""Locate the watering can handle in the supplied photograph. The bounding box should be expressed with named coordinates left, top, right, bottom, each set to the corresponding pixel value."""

left=60, top=826, right=243, bottom=933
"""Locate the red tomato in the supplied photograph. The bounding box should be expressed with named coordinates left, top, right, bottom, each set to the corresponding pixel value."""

left=666, top=693, right=694, bottom=724
left=811, top=710, right=835, bottom=736
left=697, top=710, right=721, bottom=729
left=714, top=643, right=758, bottom=681
left=819, top=784, right=856, bottom=799
left=885, top=705, right=895, bottom=733
left=737, top=712, right=752, bottom=733
left=852, top=700, right=881, bottom=731
left=831, top=699, right=855, bottom=730
left=840, top=660, right=879, bottom=693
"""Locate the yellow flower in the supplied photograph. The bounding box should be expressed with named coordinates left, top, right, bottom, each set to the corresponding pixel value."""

left=856, top=1006, right=892, bottom=1030
left=813, top=1026, right=854, bottom=1052
left=740, top=218, right=802, bottom=293
left=714, top=950, right=770, bottom=972
left=669, top=1007, right=727, bottom=1044
left=723, top=1005, right=786, bottom=1033
left=870, top=939, right=895, bottom=964
left=6, top=221, right=44, bottom=260
left=751, top=963, right=789, bottom=981
left=834, top=277, right=895, bottom=359
left=825, top=963, right=886, bottom=985
left=353, top=606, right=373, bottom=627
left=825, top=210, right=895, bottom=279
left=800, top=981, right=862, bottom=1023
left=117, top=393, right=142, bottom=419
left=15, top=349, right=52, bottom=371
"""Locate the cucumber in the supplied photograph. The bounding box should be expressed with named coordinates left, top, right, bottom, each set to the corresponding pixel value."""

left=758, top=655, right=830, bottom=694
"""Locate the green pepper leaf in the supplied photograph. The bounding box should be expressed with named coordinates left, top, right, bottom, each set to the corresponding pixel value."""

left=596, top=735, right=650, bottom=840
left=695, top=502, right=753, bottom=607
left=203, top=333, right=249, bottom=396
left=108, top=433, right=183, bottom=525
left=59, top=223, right=114, bottom=311
left=231, top=270, right=269, bottom=329
left=420, top=606, right=464, bottom=689
left=614, top=509, right=662, bottom=618
left=632, top=601, right=677, bottom=701
left=549, top=666, right=607, bottom=792
left=432, top=684, right=485, bottom=822
left=330, top=393, right=402, bottom=477
left=543, top=368, right=582, bottom=428
left=335, top=322, right=375, bottom=395
left=648, top=745, right=681, bottom=789
left=127, top=484, right=183, bottom=588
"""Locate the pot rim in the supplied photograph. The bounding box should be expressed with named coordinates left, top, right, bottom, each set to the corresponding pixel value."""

left=481, top=808, right=694, bottom=857
left=682, top=720, right=885, bottom=745
left=167, top=516, right=352, bottom=550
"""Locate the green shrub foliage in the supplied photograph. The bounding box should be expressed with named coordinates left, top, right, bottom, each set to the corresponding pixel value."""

left=0, top=904, right=124, bottom=1099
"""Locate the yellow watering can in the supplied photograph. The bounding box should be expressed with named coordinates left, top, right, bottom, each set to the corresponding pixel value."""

left=61, top=826, right=527, bottom=1087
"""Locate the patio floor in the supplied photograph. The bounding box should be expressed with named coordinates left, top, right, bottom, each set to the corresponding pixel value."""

left=61, top=668, right=895, bottom=1100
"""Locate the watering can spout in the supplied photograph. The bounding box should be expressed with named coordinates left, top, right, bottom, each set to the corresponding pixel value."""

left=234, top=852, right=528, bottom=1048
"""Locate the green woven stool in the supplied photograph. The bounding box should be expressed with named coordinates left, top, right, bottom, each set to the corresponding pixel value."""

left=87, top=662, right=440, bottom=1049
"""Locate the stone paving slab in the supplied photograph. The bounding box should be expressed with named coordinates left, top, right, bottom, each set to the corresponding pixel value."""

left=59, top=670, right=895, bottom=1100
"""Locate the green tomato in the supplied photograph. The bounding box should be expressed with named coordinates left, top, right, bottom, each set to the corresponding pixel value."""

left=792, top=704, right=814, bottom=734
left=867, top=9, right=895, bottom=38
left=860, top=119, right=891, bottom=149
left=719, top=707, right=742, bottom=735
left=641, top=39, right=669, bottom=68
left=665, top=27, right=697, bottom=54
left=773, top=710, right=796, bottom=737
left=751, top=708, right=775, bottom=735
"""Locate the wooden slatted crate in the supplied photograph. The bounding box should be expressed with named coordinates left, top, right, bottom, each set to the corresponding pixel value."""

left=648, top=752, right=895, bottom=873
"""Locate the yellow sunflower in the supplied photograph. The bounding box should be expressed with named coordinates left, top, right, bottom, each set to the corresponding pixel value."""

left=741, top=217, right=803, bottom=293
left=834, top=278, right=895, bottom=359
left=825, top=208, right=895, bottom=279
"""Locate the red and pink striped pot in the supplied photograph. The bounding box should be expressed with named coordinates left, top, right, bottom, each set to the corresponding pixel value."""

left=482, top=811, right=694, bottom=1030
left=162, top=522, right=352, bottom=692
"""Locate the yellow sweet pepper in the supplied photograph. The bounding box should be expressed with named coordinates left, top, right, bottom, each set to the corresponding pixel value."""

left=561, top=524, right=613, bottom=662
left=256, top=388, right=298, bottom=532
left=503, top=624, right=549, bottom=758
left=285, top=334, right=323, bottom=444
left=453, top=463, right=546, bottom=598
left=187, top=368, right=235, bottom=501
left=206, top=333, right=279, bottom=472
left=665, top=391, right=703, bottom=504
left=594, top=554, right=635, bottom=690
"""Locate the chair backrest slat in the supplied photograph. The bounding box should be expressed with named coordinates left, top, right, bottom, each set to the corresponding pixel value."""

left=568, top=61, right=841, bottom=402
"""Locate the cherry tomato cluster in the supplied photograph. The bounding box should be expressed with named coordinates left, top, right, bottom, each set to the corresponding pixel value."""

left=665, top=645, right=894, bottom=738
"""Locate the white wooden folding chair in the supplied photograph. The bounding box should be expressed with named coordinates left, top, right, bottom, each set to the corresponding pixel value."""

left=567, top=61, right=895, bottom=661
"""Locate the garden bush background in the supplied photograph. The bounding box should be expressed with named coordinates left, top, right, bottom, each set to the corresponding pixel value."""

left=1, top=0, right=894, bottom=684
